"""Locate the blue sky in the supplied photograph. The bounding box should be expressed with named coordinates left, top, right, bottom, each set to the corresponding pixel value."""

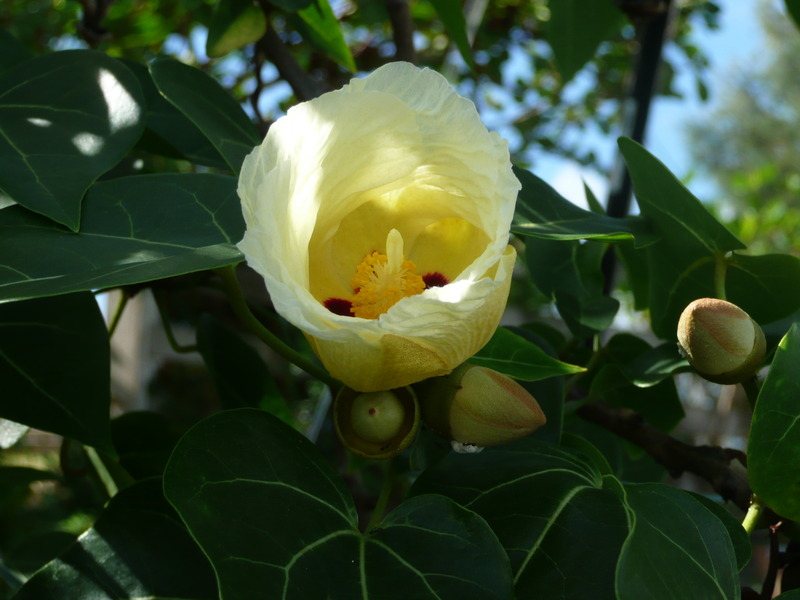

left=544, top=0, right=766, bottom=209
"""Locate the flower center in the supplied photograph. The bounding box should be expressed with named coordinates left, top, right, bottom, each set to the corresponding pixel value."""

left=349, top=229, right=426, bottom=319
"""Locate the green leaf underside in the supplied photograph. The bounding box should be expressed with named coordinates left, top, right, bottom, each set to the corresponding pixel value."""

left=0, top=50, right=145, bottom=230
left=410, top=439, right=630, bottom=599
left=293, top=0, right=356, bottom=72
left=548, top=0, right=623, bottom=84
left=207, top=0, right=267, bottom=58
left=616, top=483, right=739, bottom=600
left=0, top=173, right=244, bottom=303
left=428, top=0, right=476, bottom=70
left=619, top=137, right=744, bottom=255
left=164, top=409, right=513, bottom=599
left=149, top=58, right=260, bottom=174
left=0, top=293, right=114, bottom=454
left=512, top=167, right=656, bottom=245
left=749, top=324, right=800, bottom=521
left=469, top=326, right=585, bottom=381
left=13, top=479, right=217, bottom=600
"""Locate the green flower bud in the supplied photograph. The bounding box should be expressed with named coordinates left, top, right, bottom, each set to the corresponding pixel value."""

left=334, top=386, right=420, bottom=460
left=676, top=298, right=766, bottom=384
left=416, top=364, right=546, bottom=448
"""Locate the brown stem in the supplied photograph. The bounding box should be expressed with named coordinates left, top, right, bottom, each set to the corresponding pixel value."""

left=259, top=25, right=326, bottom=101
left=761, top=522, right=782, bottom=600
left=385, top=0, right=416, bottom=63
left=576, top=402, right=751, bottom=512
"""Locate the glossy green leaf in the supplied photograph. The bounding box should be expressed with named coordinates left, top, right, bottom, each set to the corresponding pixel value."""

left=548, top=0, right=623, bottom=83
left=689, top=493, right=751, bottom=572
left=469, top=326, right=585, bottom=381
left=0, top=50, right=145, bottom=230
left=197, top=314, right=292, bottom=421
left=14, top=479, right=217, bottom=600
left=619, top=137, right=745, bottom=255
left=0, top=173, right=243, bottom=303
left=410, top=439, right=630, bottom=599
left=617, top=483, right=739, bottom=600
left=428, top=0, right=475, bottom=69
left=749, top=324, right=800, bottom=521
left=590, top=334, right=684, bottom=432
left=786, top=0, right=800, bottom=32
left=0, top=419, right=28, bottom=449
left=726, top=253, right=800, bottom=326
left=293, top=0, right=356, bottom=72
left=123, top=59, right=228, bottom=169
left=149, top=58, right=260, bottom=173
left=0, top=31, right=31, bottom=76
left=0, top=293, right=114, bottom=454
left=512, top=167, right=656, bottom=244
left=164, top=409, right=514, bottom=599
left=526, top=237, right=619, bottom=337
left=207, top=0, right=267, bottom=57
left=620, top=341, right=688, bottom=387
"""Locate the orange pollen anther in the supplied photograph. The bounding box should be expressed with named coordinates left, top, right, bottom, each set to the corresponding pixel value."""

left=348, top=229, right=426, bottom=319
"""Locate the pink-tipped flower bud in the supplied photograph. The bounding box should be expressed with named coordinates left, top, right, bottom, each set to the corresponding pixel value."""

left=677, top=298, right=766, bottom=384
left=416, top=364, right=546, bottom=448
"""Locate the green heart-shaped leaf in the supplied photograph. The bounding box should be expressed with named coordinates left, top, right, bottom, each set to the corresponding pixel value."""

left=0, top=50, right=145, bottom=230
left=164, top=408, right=514, bottom=599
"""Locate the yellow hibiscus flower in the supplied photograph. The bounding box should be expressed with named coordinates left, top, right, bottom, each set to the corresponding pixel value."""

left=237, top=62, right=519, bottom=392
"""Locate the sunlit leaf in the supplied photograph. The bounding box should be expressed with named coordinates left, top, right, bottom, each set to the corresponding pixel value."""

left=411, top=439, right=630, bottom=599
left=617, top=483, right=739, bottom=600
left=0, top=293, right=114, bottom=454
left=0, top=173, right=243, bottom=303
left=294, top=0, right=356, bottom=72
left=428, top=0, right=475, bottom=69
left=164, top=409, right=514, bottom=598
left=0, top=50, right=145, bottom=230
left=150, top=58, right=260, bottom=173
left=749, top=324, right=800, bottom=521
left=469, top=326, right=585, bottom=381
left=207, top=0, right=267, bottom=57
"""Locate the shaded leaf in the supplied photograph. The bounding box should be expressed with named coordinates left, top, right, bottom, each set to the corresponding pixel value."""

left=266, top=0, right=313, bottom=12
left=619, top=137, right=744, bottom=255
left=0, top=467, right=59, bottom=511
left=0, top=173, right=243, bottom=303
left=111, top=412, right=184, bottom=480
left=197, top=314, right=292, bottom=421
left=749, top=324, right=800, bottom=521
left=786, top=0, right=800, bottom=32
left=548, top=0, right=623, bottom=83
left=512, top=167, right=656, bottom=244
left=0, top=50, right=145, bottom=230
left=469, top=326, right=585, bottom=381
left=164, top=409, right=514, bottom=599
left=13, top=479, right=217, bottom=600
left=0, top=293, right=114, bottom=454
left=726, top=253, right=800, bottom=326
left=0, top=31, right=32, bottom=76
left=122, top=59, right=228, bottom=169
left=689, top=493, right=751, bottom=572
left=428, top=0, right=475, bottom=69
left=149, top=58, right=260, bottom=173
left=293, top=0, right=356, bottom=72
left=617, top=483, right=739, bottom=600
left=207, top=0, right=267, bottom=57
left=526, top=236, right=619, bottom=337
left=410, top=439, right=630, bottom=599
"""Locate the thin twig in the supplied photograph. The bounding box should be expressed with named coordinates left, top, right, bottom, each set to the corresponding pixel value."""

left=576, top=401, right=751, bottom=511
left=385, top=0, right=416, bottom=63
left=259, top=25, right=326, bottom=101
left=761, top=521, right=783, bottom=600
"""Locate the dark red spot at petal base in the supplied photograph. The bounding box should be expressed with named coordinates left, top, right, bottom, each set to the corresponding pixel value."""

left=423, top=272, right=449, bottom=288
left=324, top=298, right=354, bottom=316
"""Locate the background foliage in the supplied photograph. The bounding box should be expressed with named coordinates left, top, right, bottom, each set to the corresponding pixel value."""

left=1, top=0, right=800, bottom=598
